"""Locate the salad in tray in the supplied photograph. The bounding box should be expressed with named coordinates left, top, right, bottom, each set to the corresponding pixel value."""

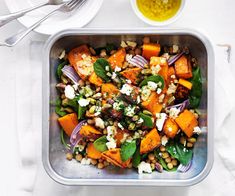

left=52, top=36, right=203, bottom=174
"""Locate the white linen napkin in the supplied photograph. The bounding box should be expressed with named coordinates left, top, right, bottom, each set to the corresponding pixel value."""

left=14, top=42, right=235, bottom=196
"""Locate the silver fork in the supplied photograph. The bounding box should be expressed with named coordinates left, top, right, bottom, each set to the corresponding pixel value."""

left=0, top=0, right=67, bottom=28
left=0, top=0, right=86, bottom=47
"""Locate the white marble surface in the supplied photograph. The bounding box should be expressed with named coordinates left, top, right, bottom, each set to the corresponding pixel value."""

left=0, top=0, right=235, bottom=196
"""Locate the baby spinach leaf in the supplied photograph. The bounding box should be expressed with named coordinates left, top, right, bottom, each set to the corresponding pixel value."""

left=166, top=142, right=193, bottom=166
left=94, top=58, right=112, bottom=82
left=54, top=97, right=67, bottom=116
left=139, top=112, right=154, bottom=128
left=132, top=146, right=141, bottom=168
left=139, top=75, right=165, bottom=89
left=189, top=67, right=202, bottom=108
left=57, top=61, right=67, bottom=79
left=121, top=140, right=136, bottom=162
left=94, top=136, right=108, bottom=152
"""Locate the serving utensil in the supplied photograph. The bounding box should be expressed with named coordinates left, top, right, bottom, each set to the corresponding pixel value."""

left=0, top=0, right=68, bottom=27
left=0, top=0, right=86, bottom=47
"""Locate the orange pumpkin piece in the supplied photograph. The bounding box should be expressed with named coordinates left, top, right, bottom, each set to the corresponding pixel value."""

left=120, top=67, right=142, bottom=84
left=58, top=113, right=79, bottom=136
left=89, top=72, right=103, bottom=87
left=175, top=109, right=198, bottom=137
left=163, top=118, right=179, bottom=139
left=150, top=57, right=169, bottom=81
left=178, top=78, right=193, bottom=90
left=140, top=128, right=161, bottom=154
left=86, top=143, right=102, bottom=159
left=142, top=92, right=163, bottom=116
left=175, top=55, right=193, bottom=79
left=114, top=129, right=129, bottom=147
left=101, top=148, right=130, bottom=168
left=68, top=45, right=95, bottom=80
left=108, top=48, right=126, bottom=69
left=142, top=43, right=161, bottom=60
left=101, top=83, right=119, bottom=98
left=80, top=125, right=102, bottom=138
left=167, top=66, right=176, bottom=84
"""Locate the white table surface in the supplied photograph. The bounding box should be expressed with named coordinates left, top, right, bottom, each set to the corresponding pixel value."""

left=0, top=0, right=235, bottom=196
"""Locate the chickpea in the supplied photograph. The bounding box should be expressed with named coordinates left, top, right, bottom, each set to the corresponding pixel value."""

left=151, top=159, right=157, bottom=164
left=134, top=48, right=142, bottom=55
left=97, top=162, right=104, bottom=169
left=127, top=162, right=133, bottom=169
left=78, top=79, right=85, bottom=87
left=165, top=157, right=171, bottom=163
left=150, top=163, right=155, bottom=170
left=66, top=152, right=73, bottom=161
left=162, top=152, right=169, bottom=159
left=85, top=81, right=90, bottom=85
left=187, top=137, right=197, bottom=143
left=98, top=159, right=104, bottom=163
left=103, top=161, right=109, bottom=167
left=75, top=154, right=83, bottom=162
left=160, top=145, right=166, bottom=152
left=90, top=159, right=98, bottom=165
left=172, top=159, right=178, bottom=166
left=148, top=153, right=155, bottom=161
left=180, top=137, right=186, bottom=146
left=187, top=142, right=193, bottom=148
left=87, top=119, right=95, bottom=125
left=167, top=162, right=173, bottom=170
left=143, top=36, right=150, bottom=44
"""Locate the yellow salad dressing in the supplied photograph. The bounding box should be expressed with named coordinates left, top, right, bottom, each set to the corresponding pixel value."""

left=137, top=0, right=182, bottom=22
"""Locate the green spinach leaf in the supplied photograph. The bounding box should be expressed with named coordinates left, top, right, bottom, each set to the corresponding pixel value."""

left=53, top=98, right=67, bottom=116
left=139, top=75, right=165, bottom=89
left=139, top=112, right=154, bottom=128
left=189, top=67, right=202, bottom=108
left=132, top=146, right=141, bottom=168
left=121, top=140, right=136, bottom=162
left=93, top=136, right=108, bottom=152
left=57, top=61, right=67, bottom=79
left=94, top=58, right=112, bottom=82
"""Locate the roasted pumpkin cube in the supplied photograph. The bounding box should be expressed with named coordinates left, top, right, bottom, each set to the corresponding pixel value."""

left=175, top=109, right=198, bottom=137
left=140, top=128, right=161, bottom=154
left=58, top=113, right=79, bottom=136
left=163, top=118, right=179, bottom=138
left=142, top=92, right=163, bottom=116
left=142, top=43, right=161, bottom=60
left=175, top=55, right=193, bottom=79
left=108, top=48, right=126, bottom=69
left=80, top=125, right=102, bottom=138
left=86, top=143, right=102, bottom=159
left=101, top=83, right=119, bottom=99
left=150, top=57, right=169, bottom=81
left=89, top=72, right=103, bottom=87
left=178, top=78, right=193, bottom=90
left=120, top=67, right=142, bottom=84
left=101, top=148, right=130, bottom=168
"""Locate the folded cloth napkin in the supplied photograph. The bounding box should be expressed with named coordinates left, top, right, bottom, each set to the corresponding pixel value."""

left=14, top=42, right=235, bottom=196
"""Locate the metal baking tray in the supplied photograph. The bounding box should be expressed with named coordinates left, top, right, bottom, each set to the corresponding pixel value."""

left=42, top=28, right=214, bottom=186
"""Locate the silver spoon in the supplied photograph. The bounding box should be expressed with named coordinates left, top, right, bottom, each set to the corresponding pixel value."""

left=0, top=0, right=67, bottom=27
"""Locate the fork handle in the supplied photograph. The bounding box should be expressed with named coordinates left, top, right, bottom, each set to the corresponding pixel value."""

left=3, top=9, right=58, bottom=47
left=0, top=2, right=48, bottom=27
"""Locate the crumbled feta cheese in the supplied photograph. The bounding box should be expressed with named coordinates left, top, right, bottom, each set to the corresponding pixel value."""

left=120, top=84, right=133, bottom=96
left=106, top=137, right=117, bottom=150
left=158, top=94, right=165, bottom=103
left=126, top=137, right=133, bottom=143
left=95, top=117, right=105, bottom=129
left=147, top=81, right=158, bottom=91
left=141, top=86, right=151, bottom=101
left=136, top=95, right=141, bottom=104
left=111, top=72, right=117, bottom=79
left=133, top=132, right=141, bottom=139
left=161, top=135, right=169, bottom=146
left=64, top=85, right=75, bottom=99
left=120, top=133, right=129, bottom=143
left=156, top=88, right=162, bottom=94
left=126, top=41, right=137, bottom=48
left=113, top=101, right=124, bottom=111
left=156, top=113, right=167, bottom=131
left=107, top=126, right=117, bottom=140
left=126, top=79, right=132, bottom=84
left=193, top=126, right=202, bottom=135
left=77, top=144, right=85, bottom=152
left=118, top=123, right=125, bottom=130
left=59, top=50, right=66, bottom=59
left=81, top=54, right=87, bottom=59
left=120, top=41, right=128, bottom=48
left=138, top=161, right=152, bottom=174
left=73, top=84, right=78, bottom=91
left=151, top=64, right=161, bottom=75
left=167, top=83, right=177, bottom=95
left=81, top=158, right=91, bottom=165
left=107, top=72, right=112, bottom=77
left=172, top=45, right=179, bottom=53
left=171, top=75, right=176, bottom=79
left=126, top=54, right=133, bottom=62
left=105, top=66, right=110, bottom=71
left=78, top=98, right=90, bottom=107
left=169, top=107, right=180, bottom=119
left=162, top=53, right=170, bottom=60
left=124, top=105, right=136, bottom=117
left=114, top=66, right=121, bottom=72
left=137, top=117, right=144, bottom=124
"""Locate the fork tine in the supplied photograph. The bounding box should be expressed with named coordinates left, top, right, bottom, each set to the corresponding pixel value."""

left=70, top=0, right=86, bottom=10
left=66, top=0, right=79, bottom=6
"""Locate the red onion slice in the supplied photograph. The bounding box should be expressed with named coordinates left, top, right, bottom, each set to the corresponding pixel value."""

left=62, top=65, right=80, bottom=84
left=128, top=55, right=148, bottom=68
left=177, top=160, right=192, bottom=172
left=70, top=120, right=86, bottom=150
left=168, top=51, right=185, bottom=66
left=166, top=99, right=190, bottom=112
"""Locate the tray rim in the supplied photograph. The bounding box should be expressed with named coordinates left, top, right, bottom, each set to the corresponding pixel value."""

left=42, top=28, right=214, bottom=186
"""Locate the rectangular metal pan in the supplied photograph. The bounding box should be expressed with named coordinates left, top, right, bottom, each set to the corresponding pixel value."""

left=42, top=28, right=214, bottom=186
